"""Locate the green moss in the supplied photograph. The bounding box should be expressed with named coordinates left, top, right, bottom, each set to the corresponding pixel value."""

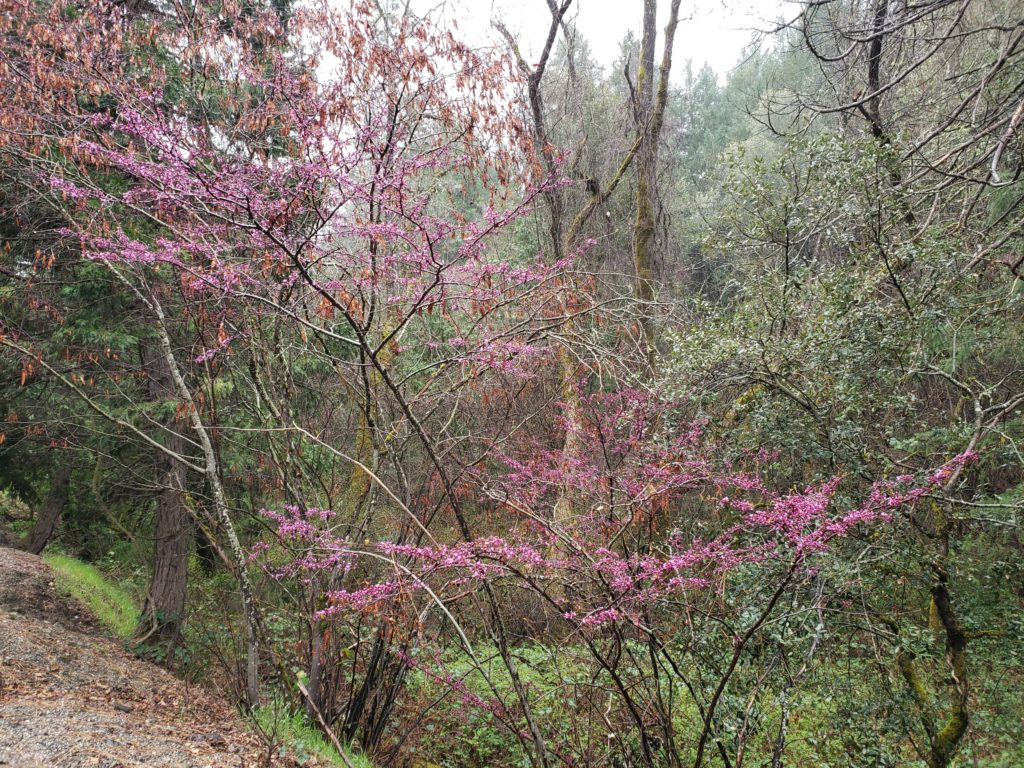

left=44, top=553, right=139, bottom=638
left=931, top=708, right=969, bottom=768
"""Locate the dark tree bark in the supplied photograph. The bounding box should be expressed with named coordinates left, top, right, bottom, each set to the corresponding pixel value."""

left=135, top=343, right=192, bottom=654
left=21, top=462, right=72, bottom=555
left=135, top=429, right=190, bottom=651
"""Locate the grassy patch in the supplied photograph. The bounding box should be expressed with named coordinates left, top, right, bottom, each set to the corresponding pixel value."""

left=252, top=699, right=373, bottom=768
left=44, top=553, right=139, bottom=638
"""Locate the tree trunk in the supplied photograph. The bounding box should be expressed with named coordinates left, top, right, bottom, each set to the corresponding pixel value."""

left=927, top=568, right=969, bottom=768
left=135, top=431, right=190, bottom=652
left=135, top=343, right=192, bottom=654
left=21, top=462, right=72, bottom=555
left=150, top=302, right=262, bottom=707
left=632, top=0, right=682, bottom=375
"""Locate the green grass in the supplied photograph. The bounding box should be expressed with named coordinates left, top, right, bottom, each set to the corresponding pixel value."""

left=252, top=698, right=374, bottom=768
left=43, top=553, right=139, bottom=638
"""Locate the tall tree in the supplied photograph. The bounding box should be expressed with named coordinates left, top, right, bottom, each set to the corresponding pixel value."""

left=631, top=0, right=682, bottom=371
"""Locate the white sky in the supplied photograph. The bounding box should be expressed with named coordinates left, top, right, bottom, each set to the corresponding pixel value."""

left=416, top=0, right=791, bottom=80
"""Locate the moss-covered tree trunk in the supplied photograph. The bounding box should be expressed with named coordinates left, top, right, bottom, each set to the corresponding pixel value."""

left=631, top=0, right=681, bottom=375
left=632, top=0, right=659, bottom=372
left=926, top=568, right=969, bottom=768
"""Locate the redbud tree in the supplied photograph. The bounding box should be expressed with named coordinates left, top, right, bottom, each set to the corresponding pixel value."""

left=0, top=0, right=975, bottom=765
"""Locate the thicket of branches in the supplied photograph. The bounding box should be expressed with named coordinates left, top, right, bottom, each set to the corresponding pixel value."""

left=0, top=1, right=1021, bottom=766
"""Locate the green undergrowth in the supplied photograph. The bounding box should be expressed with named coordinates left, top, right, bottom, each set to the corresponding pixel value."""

left=43, top=552, right=139, bottom=638
left=252, top=698, right=374, bottom=767
left=402, top=642, right=1024, bottom=767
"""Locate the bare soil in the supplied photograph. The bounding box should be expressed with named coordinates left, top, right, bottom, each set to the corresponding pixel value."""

left=0, top=547, right=289, bottom=767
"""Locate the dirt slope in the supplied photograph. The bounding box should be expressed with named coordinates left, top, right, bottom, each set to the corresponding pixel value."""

left=0, top=547, right=286, bottom=767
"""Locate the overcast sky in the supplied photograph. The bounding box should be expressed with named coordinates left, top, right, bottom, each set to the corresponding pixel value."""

left=415, top=0, right=791, bottom=80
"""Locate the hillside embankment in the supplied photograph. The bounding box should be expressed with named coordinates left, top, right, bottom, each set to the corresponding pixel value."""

left=0, top=546, right=287, bottom=767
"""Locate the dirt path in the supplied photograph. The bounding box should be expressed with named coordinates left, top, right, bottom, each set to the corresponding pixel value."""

left=0, top=547, right=287, bottom=767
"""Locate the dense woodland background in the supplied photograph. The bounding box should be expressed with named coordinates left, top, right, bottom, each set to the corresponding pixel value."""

left=0, top=0, right=1022, bottom=766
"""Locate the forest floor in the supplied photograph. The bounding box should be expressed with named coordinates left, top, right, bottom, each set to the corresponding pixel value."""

left=0, top=546, right=291, bottom=767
